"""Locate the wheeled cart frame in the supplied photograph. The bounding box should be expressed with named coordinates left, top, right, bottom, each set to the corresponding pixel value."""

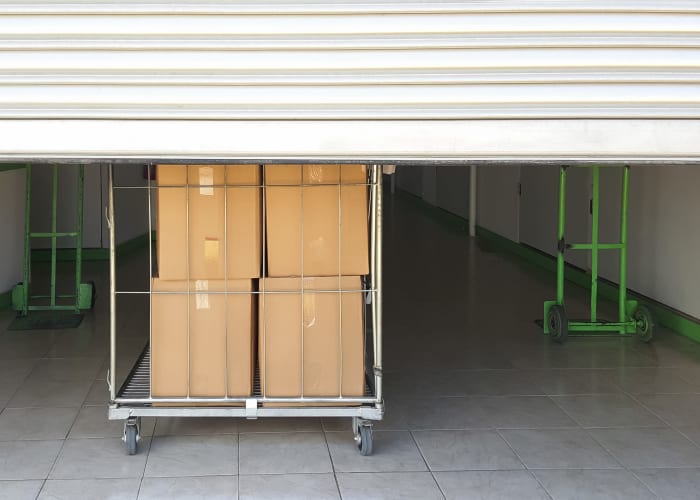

left=12, top=164, right=95, bottom=315
left=107, top=163, right=384, bottom=456
left=543, top=165, right=654, bottom=343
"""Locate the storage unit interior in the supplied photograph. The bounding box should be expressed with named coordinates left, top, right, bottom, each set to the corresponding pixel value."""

left=2, top=160, right=700, bottom=497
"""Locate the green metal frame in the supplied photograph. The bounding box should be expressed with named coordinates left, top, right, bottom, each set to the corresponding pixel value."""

left=544, top=165, right=639, bottom=335
left=12, top=164, right=93, bottom=315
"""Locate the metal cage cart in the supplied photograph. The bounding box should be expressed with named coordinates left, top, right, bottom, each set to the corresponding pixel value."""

left=107, top=163, right=384, bottom=456
left=543, top=165, right=654, bottom=344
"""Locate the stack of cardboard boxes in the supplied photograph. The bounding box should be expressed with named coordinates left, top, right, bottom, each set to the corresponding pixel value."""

left=152, top=164, right=368, bottom=402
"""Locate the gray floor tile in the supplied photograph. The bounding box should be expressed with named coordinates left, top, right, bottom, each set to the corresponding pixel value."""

left=0, top=440, right=63, bottom=480
left=611, top=368, right=700, bottom=394
left=239, top=473, right=339, bottom=500
left=327, top=431, right=427, bottom=473
left=590, top=427, right=700, bottom=468
left=30, top=357, right=104, bottom=382
left=677, top=426, right=700, bottom=448
left=153, top=417, right=237, bottom=436
left=69, top=406, right=154, bottom=439
left=441, top=370, right=545, bottom=397
left=500, top=429, right=619, bottom=469
left=38, top=478, right=141, bottom=500
left=239, top=432, right=332, bottom=475
left=50, top=437, right=149, bottom=479
left=476, top=396, right=577, bottom=429
left=0, top=358, right=39, bottom=400
left=435, top=471, right=550, bottom=500
left=144, top=435, right=237, bottom=477
left=7, top=377, right=92, bottom=408
left=83, top=379, right=109, bottom=406
left=635, top=394, right=700, bottom=427
left=530, top=369, right=621, bottom=396
left=551, top=394, right=664, bottom=428
left=0, top=480, right=43, bottom=500
left=413, top=430, right=523, bottom=471
left=633, top=467, right=700, bottom=500
left=376, top=397, right=491, bottom=431
left=46, top=331, right=108, bottom=359
left=139, top=476, right=237, bottom=500
left=0, top=333, right=54, bottom=360
left=322, top=417, right=352, bottom=432
left=0, top=407, right=79, bottom=440
left=336, top=472, right=443, bottom=500
left=237, top=417, right=323, bottom=433
left=534, top=469, right=656, bottom=500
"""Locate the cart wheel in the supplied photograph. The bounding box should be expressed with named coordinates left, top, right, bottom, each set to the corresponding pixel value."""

left=548, top=305, right=568, bottom=344
left=123, top=419, right=140, bottom=455
left=633, top=305, right=654, bottom=343
left=89, top=280, right=97, bottom=309
left=357, top=424, right=373, bottom=456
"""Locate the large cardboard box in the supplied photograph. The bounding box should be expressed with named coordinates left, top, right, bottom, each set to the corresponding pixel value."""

left=156, top=164, right=262, bottom=280
left=151, top=278, right=256, bottom=398
left=258, top=276, right=365, bottom=399
left=265, top=164, right=369, bottom=277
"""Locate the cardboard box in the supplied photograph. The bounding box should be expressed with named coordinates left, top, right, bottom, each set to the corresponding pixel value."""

left=258, top=276, right=365, bottom=399
left=156, top=164, right=262, bottom=280
left=151, top=278, right=256, bottom=398
left=265, top=164, right=369, bottom=277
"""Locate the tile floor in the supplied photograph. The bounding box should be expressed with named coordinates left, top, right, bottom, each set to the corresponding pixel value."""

left=1, top=193, right=700, bottom=499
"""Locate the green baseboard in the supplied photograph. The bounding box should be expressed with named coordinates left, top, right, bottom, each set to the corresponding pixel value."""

left=397, top=190, right=700, bottom=344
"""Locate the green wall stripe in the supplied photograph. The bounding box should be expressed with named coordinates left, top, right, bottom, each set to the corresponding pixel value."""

left=0, top=164, right=27, bottom=173
left=398, top=190, right=700, bottom=343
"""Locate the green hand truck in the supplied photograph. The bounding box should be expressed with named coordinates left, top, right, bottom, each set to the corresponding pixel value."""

left=543, top=165, right=654, bottom=344
left=11, top=164, right=95, bottom=316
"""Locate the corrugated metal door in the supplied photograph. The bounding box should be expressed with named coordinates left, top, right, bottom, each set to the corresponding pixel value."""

left=0, top=0, right=699, bottom=161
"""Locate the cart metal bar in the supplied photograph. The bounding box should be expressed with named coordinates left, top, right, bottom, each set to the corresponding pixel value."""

left=27, top=305, right=82, bottom=311
left=116, top=289, right=374, bottom=296
left=50, top=165, right=58, bottom=307
left=569, top=322, right=635, bottom=332
left=374, top=165, right=384, bottom=403
left=619, top=166, right=631, bottom=323
left=147, top=164, right=153, bottom=400
left=108, top=163, right=116, bottom=402
left=556, top=166, right=566, bottom=305
left=590, top=165, right=600, bottom=322
left=109, top=406, right=383, bottom=420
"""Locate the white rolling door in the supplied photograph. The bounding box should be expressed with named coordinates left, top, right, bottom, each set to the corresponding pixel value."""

left=0, top=0, right=699, bottom=161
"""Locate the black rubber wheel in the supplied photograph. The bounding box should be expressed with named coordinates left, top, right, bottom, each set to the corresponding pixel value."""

left=125, top=424, right=138, bottom=455
left=634, top=305, right=654, bottom=343
left=548, top=305, right=568, bottom=344
left=89, top=280, right=97, bottom=309
left=357, top=425, right=373, bottom=456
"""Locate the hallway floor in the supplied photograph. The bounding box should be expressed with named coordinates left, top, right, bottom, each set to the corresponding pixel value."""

left=2, top=193, right=700, bottom=499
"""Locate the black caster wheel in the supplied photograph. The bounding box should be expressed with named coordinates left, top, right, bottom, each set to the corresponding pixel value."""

left=548, top=305, right=568, bottom=344
left=357, top=424, right=373, bottom=456
left=124, top=418, right=140, bottom=455
left=89, top=280, right=97, bottom=309
left=633, top=305, right=654, bottom=343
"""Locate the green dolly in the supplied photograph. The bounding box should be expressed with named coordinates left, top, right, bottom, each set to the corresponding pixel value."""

left=12, top=164, right=95, bottom=316
left=543, top=165, right=654, bottom=344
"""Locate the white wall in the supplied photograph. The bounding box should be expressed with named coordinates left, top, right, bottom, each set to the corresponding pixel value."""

left=0, top=169, right=26, bottom=293
left=476, top=165, right=520, bottom=242
left=103, top=165, right=151, bottom=246
left=397, top=165, right=470, bottom=219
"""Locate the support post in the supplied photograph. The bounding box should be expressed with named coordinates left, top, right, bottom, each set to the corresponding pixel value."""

left=618, top=165, right=630, bottom=322
left=556, top=166, right=566, bottom=305
left=590, top=166, right=600, bottom=322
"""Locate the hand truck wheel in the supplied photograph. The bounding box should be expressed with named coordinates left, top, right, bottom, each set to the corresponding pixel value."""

left=548, top=305, right=568, bottom=344
left=357, top=424, right=373, bottom=456
left=123, top=417, right=140, bottom=455
left=633, top=304, right=654, bottom=343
